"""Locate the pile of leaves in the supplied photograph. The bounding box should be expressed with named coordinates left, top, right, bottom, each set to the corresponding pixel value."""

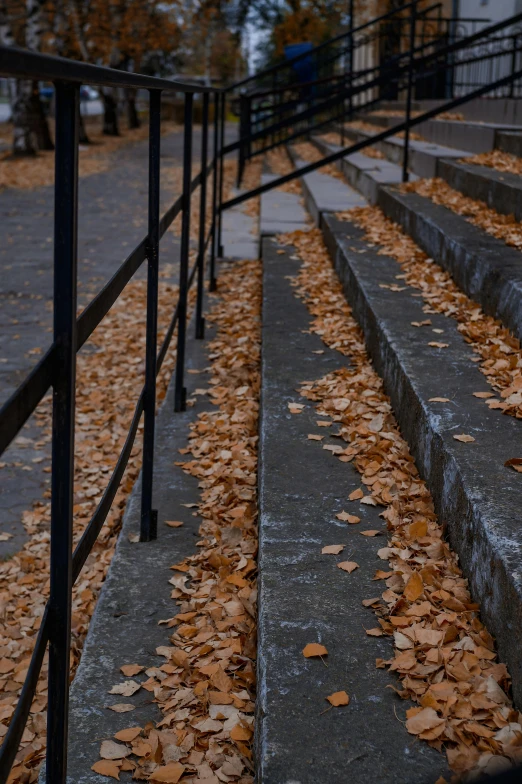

left=0, top=273, right=185, bottom=782
left=403, top=176, right=522, bottom=252
left=339, top=203, right=522, bottom=423
left=92, top=258, right=261, bottom=783
left=292, top=141, right=347, bottom=176
left=265, top=148, right=302, bottom=194
left=282, top=226, right=521, bottom=781
left=461, top=150, right=522, bottom=176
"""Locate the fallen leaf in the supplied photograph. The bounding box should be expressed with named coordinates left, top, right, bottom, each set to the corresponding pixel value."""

left=107, top=704, right=136, bottom=713
left=360, top=530, right=381, bottom=537
left=0, top=533, right=13, bottom=541
left=337, top=561, right=359, bottom=573
left=91, top=760, right=121, bottom=780
left=349, top=488, right=364, bottom=500
left=336, top=511, right=360, bottom=524
left=230, top=724, right=252, bottom=741
left=473, top=391, right=494, bottom=398
left=411, top=320, right=431, bottom=327
left=114, top=727, right=142, bottom=742
left=406, top=707, right=444, bottom=735
left=403, top=572, right=424, bottom=602
left=504, top=457, right=522, bottom=468
left=165, top=521, right=184, bottom=528
left=321, top=544, right=345, bottom=554
left=149, top=763, right=185, bottom=783
left=100, top=740, right=131, bottom=760
left=109, top=680, right=141, bottom=697
left=428, top=342, right=449, bottom=348
left=360, top=496, right=377, bottom=506
left=326, top=691, right=350, bottom=706
left=429, top=397, right=449, bottom=403
left=307, top=434, right=324, bottom=441
left=288, top=402, right=304, bottom=413
left=120, top=664, right=144, bottom=677
left=453, top=434, right=475, bottom=443
left=303, top=643, right=328, bottom=658
left=366, top=628, right=384, bottom=637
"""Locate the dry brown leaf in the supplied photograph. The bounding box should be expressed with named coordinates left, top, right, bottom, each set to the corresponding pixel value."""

left=453, top=434, right=475, bottom=443
left=108, top=680, right=141, bottom=697
left=120, top=664, right=144, bottom=677
left=428, top=342, right=449, bottom=349
left=303, top=643, right=328, bottom=658
left=337, top=561, right=359, bottom=573
left=100, top=740, right=131, bottom=760
left=406, top=707, right=444, bottom=735
left=164, top=521, right=184, bottom=528
left=308, top=434, right=324, bottom=441
left=326, top=691, right=350, bottom=706
left=114, top=727, right=142, bottom=742
left=349, top=488, right=364, bottom=500
left=429, top=397, right=449, bottom=403
left=107, top=703, right=136, bottom=713
left=366, top=628, right=384, bottom=637
left=321, top=544, right=345, bottom=554
left=149, top=763, right=185, bottom=783
left=403, top=572, right=424, bottom=602
left=91, top=760, right=121, bottom=780
left=360, top=530, right=381, bottom=537
left=336, top=511, right=360, bottom=524
left=473, top=391, right=494, bottom=399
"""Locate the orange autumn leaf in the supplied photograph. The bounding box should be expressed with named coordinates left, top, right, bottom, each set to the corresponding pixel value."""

left=91, top=760, right=121, bottom=780
left=337, top=561, right=359, bottom=573
left=403, top=572, right=424, bottom=602
left=303, top=643, right=328, bottom=658
left=326, top=690, right=350, bottom=706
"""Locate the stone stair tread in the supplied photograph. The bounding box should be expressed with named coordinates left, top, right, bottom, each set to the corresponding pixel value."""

left=377, top=185, right=522, bottom=343
left=258, top=237, right=449, bottom=783
left=321, top=213, right=522, bottom=706
left=260, top=172, right=308, bottom=235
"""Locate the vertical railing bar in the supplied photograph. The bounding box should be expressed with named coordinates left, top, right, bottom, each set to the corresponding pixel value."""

left=403, top=2, right=416, bottom=183
left=140, top=89, right=162, bottom=542
left=46, top=80, right=79, bottom=784
left=174, top=92, right=194, bottom=413
left=217, top=91, right=225, bottom=259
left=209, top=93, right=219, bottom=293
left=195, top=92, right=209, bottom=340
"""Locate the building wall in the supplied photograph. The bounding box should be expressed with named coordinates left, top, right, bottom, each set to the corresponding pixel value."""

left=459, top=0, right=517, bottom=28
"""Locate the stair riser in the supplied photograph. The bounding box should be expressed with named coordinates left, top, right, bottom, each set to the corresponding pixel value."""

left=321, top=214, right=522, bottom=707
left=496, top=131, right=522, bottom=157
left=438, top=160, right=522, bottom=222
left=378, top=187, right=522, bottom=345
left=313, top=137, right=382, bottom=204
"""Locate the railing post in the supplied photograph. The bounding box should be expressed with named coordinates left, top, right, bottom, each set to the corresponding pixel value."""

left=209, top=92, right=219, bottom=293
left=237, top=91, right=246, bottom=188
left=196, top=92, right=209, bottom=339
left=46, top=80, right=79, bottom=784
left=217, top=91, right=225, bottom=259
left=402, top=1, right=416, bottom=184
left=174, top=92, right=193, bottom=413
left=510, top=34, right=518, bottom=99
left=140, top=89, right=161, bottom=542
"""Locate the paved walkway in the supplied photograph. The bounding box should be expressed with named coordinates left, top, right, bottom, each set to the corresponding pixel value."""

left=0, top=124, right=235, bottom=555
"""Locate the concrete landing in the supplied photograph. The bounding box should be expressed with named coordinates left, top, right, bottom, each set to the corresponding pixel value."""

left=322, top=214, right=522, bottom=707
left=257, top=237, right=448, bottom=783
left=260, top=172, right=308, bottom=236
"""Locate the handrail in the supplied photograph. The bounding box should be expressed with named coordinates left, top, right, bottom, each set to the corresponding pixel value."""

left=0, top=45, right=220, bottom=93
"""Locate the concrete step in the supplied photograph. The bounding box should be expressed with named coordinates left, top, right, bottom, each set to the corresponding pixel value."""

left=335, top=124, right=469, bottom=178
left=312, top=136, right=416, bottom=205
left=358, top=113, right=522, bottom=154
left=496, top=130, right=522, bottom=157
left=257, top=236, right=449, bottom=783
left=319, top=213, right=522, bottom=707
left=438, top=158, right=522, bottom=222
left=377, top=186, right=522, bottom=344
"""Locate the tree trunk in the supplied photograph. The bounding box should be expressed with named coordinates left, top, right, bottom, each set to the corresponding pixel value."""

left=31, top=83, right=54, bottom=150
left=11, top=80, right=38, bottom=156
left=125, top=89, right=140, bottom=129
left=102, top=90, right=120, bottom=136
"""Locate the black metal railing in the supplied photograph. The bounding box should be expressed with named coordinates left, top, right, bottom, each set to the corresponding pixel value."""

left=0, top=45, right=225, bottom=784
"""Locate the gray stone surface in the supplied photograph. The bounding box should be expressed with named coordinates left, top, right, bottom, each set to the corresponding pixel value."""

left=287, top=147, right=366, bottom=223
left=222, top=186, right=259, bottom=259
left=334, top=123, right=470, bottom=178
left=496, top=130, right=522, bottom=157
left=378, top=186, right=522, bottom=344
left=63, top=313, right=214, bottom=783
left=439, top=158, right=522, bottom=222
left=260, top=173, right=308, bottom=235
left=257, top=237, right=448, bottom=783
left=312, top=137, right=417, bottom=205
left=322, top=213, right=522, bottom=707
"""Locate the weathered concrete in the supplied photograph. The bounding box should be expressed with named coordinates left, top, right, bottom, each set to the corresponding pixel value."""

left=287, top=146, right=366, bottom=223
left=222, top=186, right=259, bottom=260
left=61, top=313, right=215, bottom=783
left=257, top=237, right=448, bottom=783
left=334, top=123, right=470, bottom=179
left=313, top=137, right=417, bottom=205
left=438, top=159, right=522, bottom=222
left=378, top=186, right=522, bottom=344
left=260, top=172, right=308, bottom=236
left=322, top=214, right=522, bottom=707
left=496, top=130, right=522, bottom=157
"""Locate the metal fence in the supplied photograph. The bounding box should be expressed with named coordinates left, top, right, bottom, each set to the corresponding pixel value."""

left=0, top=45, right=226, bottom=783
